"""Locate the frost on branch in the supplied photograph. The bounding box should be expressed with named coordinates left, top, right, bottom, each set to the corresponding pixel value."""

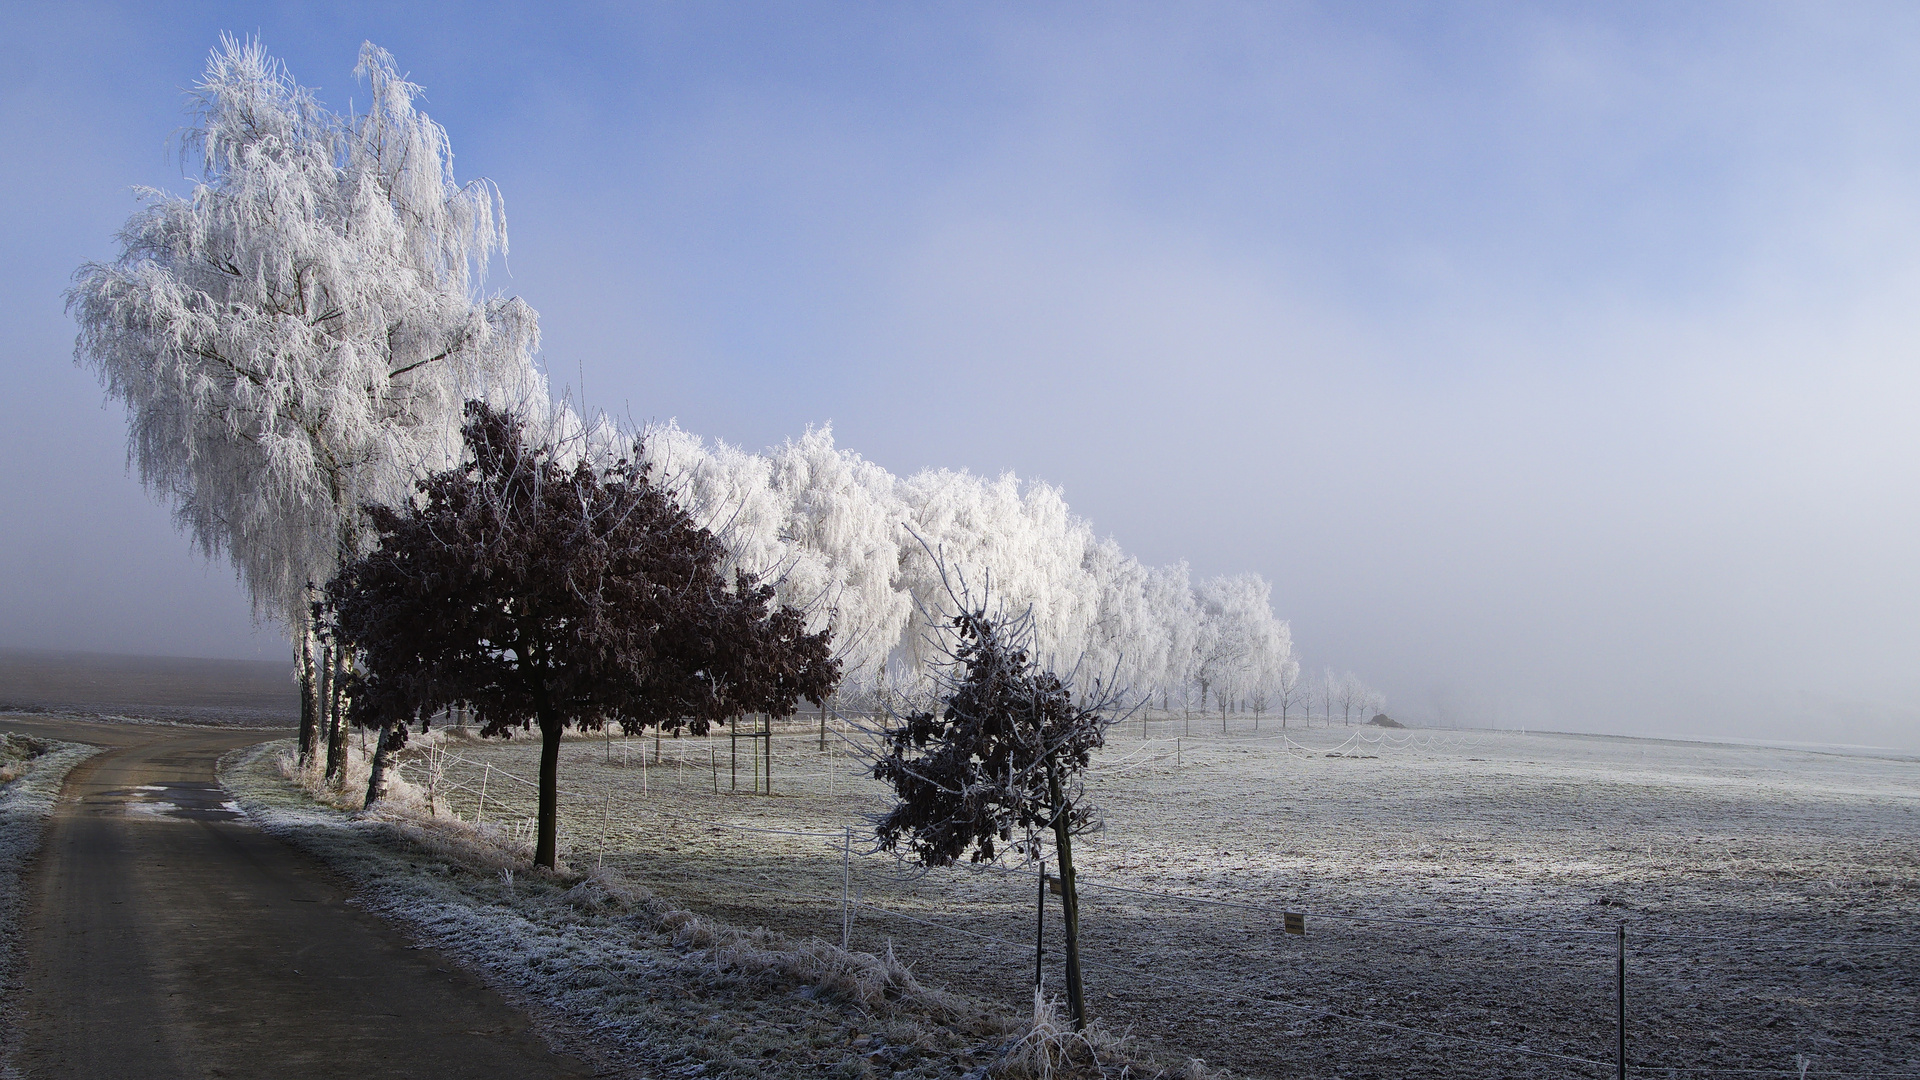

left=67, top=35, right=544, bottom=630
left=872, top=599, right=1112, bottom=868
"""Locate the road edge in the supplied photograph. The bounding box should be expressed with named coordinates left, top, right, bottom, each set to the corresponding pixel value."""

left=0, top=739, right=106, bottom=1080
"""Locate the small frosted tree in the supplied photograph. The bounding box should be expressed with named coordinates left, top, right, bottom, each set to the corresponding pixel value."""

left=1339, top=672, right=1372, bottom=728
left=871, top=565, right=1122, bottom=1032
left=1273, top=657, right=1307, bottom=729
left=68, top=37, right=541, bottom=772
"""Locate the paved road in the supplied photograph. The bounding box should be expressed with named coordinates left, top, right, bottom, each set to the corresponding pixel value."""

left=2, top=717, right=597, bottom=1079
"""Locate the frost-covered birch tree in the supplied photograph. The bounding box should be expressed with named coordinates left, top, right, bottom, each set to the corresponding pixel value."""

left=68, top=38, right=543, bottom=767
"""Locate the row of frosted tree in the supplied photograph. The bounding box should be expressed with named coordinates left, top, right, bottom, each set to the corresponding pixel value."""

left=68, top=38, right=1375, bottom=774
left=640, top=421, right=1303, bottom=719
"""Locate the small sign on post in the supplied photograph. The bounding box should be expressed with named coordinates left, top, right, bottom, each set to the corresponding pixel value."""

left=1049, top=877, right=1064, bottom=896
left=1283, top=912, right=1306, bottom=936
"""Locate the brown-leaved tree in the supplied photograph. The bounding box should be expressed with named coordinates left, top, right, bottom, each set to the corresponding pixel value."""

left=329, top=402, right=839, bottom=868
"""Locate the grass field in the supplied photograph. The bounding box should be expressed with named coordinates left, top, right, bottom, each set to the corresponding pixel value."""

left=392, top=717, right=1920, bottom=1078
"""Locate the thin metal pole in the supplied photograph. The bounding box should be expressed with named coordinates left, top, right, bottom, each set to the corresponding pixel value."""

left=1036, top=861, right=1048, bottom=991
left=1617, top=922, right=1627, bottom=1080
left=841, top=827, right=854, bottom=950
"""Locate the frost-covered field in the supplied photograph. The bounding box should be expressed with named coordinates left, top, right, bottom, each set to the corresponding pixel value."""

left=410, top=720, right=1920, bottom=1079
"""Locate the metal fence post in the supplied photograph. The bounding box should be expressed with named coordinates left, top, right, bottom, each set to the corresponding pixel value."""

left=1036, top=861, right=1048, bottom=991
left=1617, top=921, right=1627, bottom=1080
left=841, top=826, right=855, bottom=950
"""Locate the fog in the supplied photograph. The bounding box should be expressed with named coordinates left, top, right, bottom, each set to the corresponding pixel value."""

left=4, top=3, right=1918, bottom=748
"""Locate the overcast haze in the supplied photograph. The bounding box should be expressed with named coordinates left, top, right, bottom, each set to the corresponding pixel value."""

left=4, top=3, right=1918, bottom=748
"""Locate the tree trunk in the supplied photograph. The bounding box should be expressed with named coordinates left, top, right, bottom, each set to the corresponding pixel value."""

left=363, top=720, right=402, bottom=809
left=534, top=708, right=563, bottom=870
left=324, top=647, right=349, bottom=783
left=319, top=644, right=339, bottom=780
left=1045, top=752, right=1087, bottom=1031
left=296, top=621, right=318, bottom=766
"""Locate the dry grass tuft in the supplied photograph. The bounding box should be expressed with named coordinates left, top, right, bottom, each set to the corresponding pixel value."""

left=276, top=740, right=435, bottom=813
left=564, top=867, right=652, bottom=913
left=985, top=989, right=1222, bottom=1080
left=370, top=804, right=537, bottom=875
left=659, top=908, right=966, bottom=1014
left=988, top=989, right=1123, bottom=1080
left=0, top=733, right=48, bottom=786
left=275, top=741, right=542, bottom=875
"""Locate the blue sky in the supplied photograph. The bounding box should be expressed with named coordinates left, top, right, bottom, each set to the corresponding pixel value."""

left=6, top=3, right=1920, bottom=746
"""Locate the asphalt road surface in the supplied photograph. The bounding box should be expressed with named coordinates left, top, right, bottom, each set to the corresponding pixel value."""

left=2, top=716, right=597, bottom=1079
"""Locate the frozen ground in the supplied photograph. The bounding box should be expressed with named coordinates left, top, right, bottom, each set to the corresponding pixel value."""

left=407, top=718, right=1920, bottom=1079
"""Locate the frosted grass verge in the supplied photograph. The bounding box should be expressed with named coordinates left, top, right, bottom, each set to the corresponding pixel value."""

left=219, top=738, right=1198, bottom=1079
left=0, top=735, right=105, bottom=1080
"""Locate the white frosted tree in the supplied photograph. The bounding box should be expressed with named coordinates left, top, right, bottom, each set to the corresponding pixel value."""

left=1338, top=672, right=1371, bottom=727
left=1190, top=573, right=1288, bottom=732
left=632, top=419, right=1300, bottom=739
left=1141, top=561, right=1199, bottom=718
left=1272, top=656, right=1307, bottom=729
left=69, top=37, right=543, bottom=769
left=766, top=426, right=916, bottom=700
left=1363, top=685, right=1389, bottom=725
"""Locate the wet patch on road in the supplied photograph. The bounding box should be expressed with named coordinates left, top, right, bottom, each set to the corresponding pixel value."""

left=99, top=782, right=245, bottom=821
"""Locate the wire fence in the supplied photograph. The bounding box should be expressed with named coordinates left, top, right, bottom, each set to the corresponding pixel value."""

left=382, top=720, right=1919, bottom=1080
